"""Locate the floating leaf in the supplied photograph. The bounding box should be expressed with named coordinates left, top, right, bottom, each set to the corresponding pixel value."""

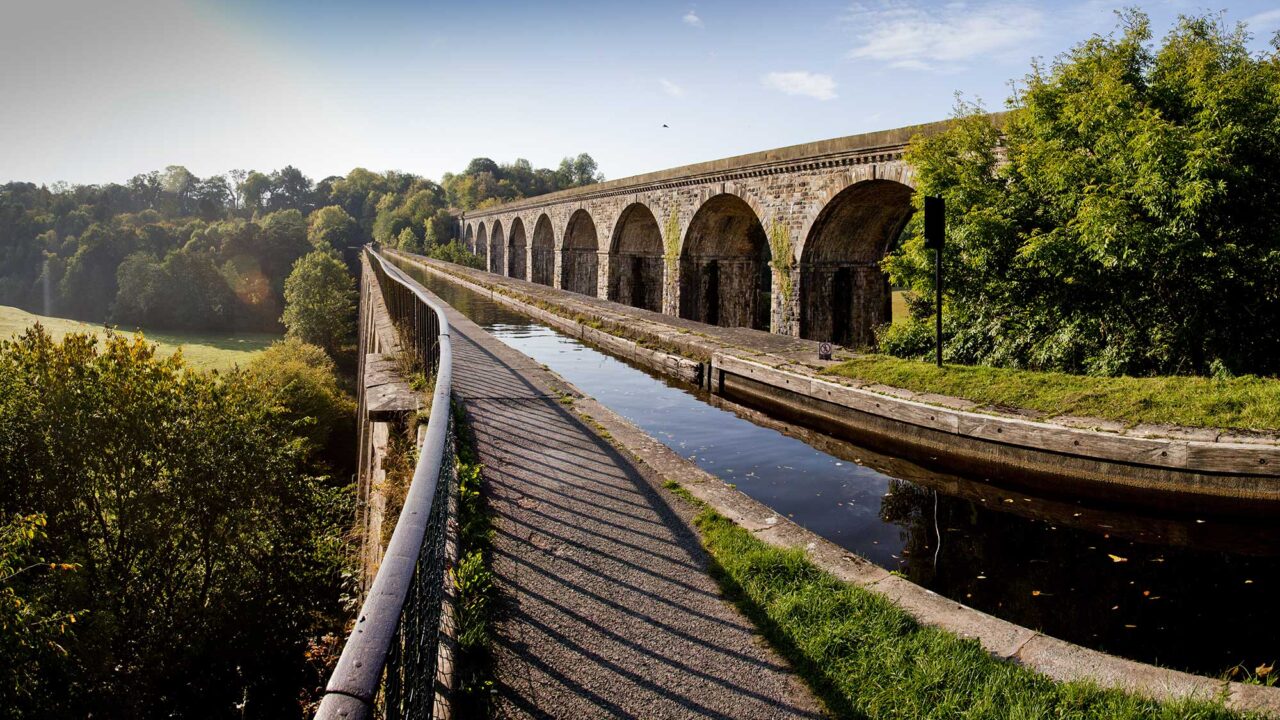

left=1108, top=554, right=1128, bottom=563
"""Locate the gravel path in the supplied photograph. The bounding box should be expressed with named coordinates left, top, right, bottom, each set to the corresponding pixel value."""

left=434, top=294, right=823, bottom=719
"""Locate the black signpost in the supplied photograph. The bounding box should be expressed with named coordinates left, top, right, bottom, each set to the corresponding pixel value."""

left=924, top=196, right=944, bottom=368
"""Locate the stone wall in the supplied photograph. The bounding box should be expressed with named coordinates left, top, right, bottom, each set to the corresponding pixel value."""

left=456, top=117, right=977, bottom=348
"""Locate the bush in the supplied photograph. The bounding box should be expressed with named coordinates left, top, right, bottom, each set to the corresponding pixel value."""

left=241, top=338, right=356, bottom=476
left=424, top=240, right=485, bottom=270
left=0, top=327, right=351, bottom=718
left=886, top=11, right=1280, bottom=376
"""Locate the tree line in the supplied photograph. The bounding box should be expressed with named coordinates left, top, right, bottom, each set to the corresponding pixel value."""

left=0, top=154, right=600, bottom=332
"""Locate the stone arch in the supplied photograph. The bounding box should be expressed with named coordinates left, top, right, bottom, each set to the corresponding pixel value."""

left=490, top=219, right=505, bottom=274
left=679, top=194, right=771, bottom=330
left=799, top=179, right=914, bottom=348
left=464, top=223, right=475, bottom=253
left=531, top=213, right=555, bottom=286
left=607, top=202, right=664, bottom=312
left=560, top=209, right=599, bottom=297
left=507, top=217, right=527, bottom=280
left=475, top=222, right=488, bottom=264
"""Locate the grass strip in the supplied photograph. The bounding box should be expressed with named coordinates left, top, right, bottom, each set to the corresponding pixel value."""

left=822, top=356, right=1280, bottom=432
left=450, top=402, right=495, bottom=713
left=664, top=481, right=1253, bottom=719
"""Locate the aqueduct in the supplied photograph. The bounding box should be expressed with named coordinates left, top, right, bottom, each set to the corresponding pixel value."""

left=459, top=119, right=954, bottom=346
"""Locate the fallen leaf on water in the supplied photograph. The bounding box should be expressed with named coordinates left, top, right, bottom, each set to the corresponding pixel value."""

left=1245, top=579, right=1254, bottom=584
left=977, top=575, right=987, bottom=580
left=1108, top=554, right=1128, bottom=563
left=1032, top=590, right=1041, bottom=596
left=1142, top=590, right=1150, bottom=597
left=1124, top=624, right=1137, bottom=629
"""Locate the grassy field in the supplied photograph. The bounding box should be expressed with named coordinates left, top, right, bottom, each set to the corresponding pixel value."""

left=822, top=356, right=1280, bottom=432
left=891, top=289, right=909, bottom=325
left=0, top=305, right=278, bottom=372
left=666, top=481, right=1253, bottom=719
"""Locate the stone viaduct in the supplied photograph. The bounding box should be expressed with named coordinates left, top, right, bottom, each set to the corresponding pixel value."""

left=459, top=119, right=958, bottom=348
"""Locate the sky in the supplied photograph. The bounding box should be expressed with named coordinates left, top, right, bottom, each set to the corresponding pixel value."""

left=2, top=0, right=1279, bottom=187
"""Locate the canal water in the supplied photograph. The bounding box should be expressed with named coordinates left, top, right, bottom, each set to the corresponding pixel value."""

left=394, top=258, right=1279, bottom=679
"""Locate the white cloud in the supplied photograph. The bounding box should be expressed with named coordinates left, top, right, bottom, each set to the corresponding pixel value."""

left=761, top=71, right=838, bottom=101
left=683, top=9, right=703, bottom=28
left=1247, top=8, right=1280, bottom=32
left=659, top=78, right=685, bottom=97
left=846, top=1, right=1043, bottom=71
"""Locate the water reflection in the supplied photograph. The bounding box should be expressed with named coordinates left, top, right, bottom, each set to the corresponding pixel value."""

left=397, top=258, right=1279, bottom=678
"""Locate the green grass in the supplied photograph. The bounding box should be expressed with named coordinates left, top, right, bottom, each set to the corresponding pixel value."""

left=822, top=356, right=1280, bottom=432
left=0, top=305, right=277, bottom=372
left=679, top=496, right=1251, bottom=719
left=891, top=289, right=909, bottom=325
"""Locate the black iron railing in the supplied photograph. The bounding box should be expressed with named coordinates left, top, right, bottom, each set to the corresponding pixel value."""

left=316, top=247, right=454, bottom=720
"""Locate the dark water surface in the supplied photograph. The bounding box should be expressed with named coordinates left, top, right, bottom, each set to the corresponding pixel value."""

left=396, top=258, right=1279, bottom=678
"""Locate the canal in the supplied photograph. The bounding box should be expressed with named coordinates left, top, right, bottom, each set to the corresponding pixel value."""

left=394, top=257, right=1279, bottom=680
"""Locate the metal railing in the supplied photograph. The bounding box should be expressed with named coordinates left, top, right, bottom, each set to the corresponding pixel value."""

left=316, top=247, right=454, bottom=720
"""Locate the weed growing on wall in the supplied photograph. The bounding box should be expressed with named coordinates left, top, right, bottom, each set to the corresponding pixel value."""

left=451, top=402, right=495, bottom=714
left=768, top=219, right=794, bottom=322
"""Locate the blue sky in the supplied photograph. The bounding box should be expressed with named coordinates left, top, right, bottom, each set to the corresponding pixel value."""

left=3, top=0, right=1278, bottom=186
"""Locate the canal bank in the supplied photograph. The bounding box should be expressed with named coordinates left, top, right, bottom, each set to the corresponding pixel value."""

left=384, top=250, right=1280, bottom=715
left=387, top=249, right=1280, bottom=513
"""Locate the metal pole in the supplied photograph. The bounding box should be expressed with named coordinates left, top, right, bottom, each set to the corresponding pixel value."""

left=935, top=246, right=943, bottom=368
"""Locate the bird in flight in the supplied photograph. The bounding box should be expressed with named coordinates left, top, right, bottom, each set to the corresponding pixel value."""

left=662, top=124, right=669, bottom=128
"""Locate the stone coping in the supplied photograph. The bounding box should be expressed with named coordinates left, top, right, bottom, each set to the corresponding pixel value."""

left=389, top=253, right=1280, bottom=488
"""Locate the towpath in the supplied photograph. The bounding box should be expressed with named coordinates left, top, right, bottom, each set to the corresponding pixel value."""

left=430, top=286, right=822, bottom=718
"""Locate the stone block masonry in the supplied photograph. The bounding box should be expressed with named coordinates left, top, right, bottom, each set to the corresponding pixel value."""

left=459, top=117, right=998, bottom=349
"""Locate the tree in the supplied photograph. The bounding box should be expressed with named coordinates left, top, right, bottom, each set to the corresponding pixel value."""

left=556, top=153, right=603, bottom=188
left=307, top=205, right=359, bottom=253
left=0, top=327, right=351, bottom=718
left=883, top=11, right=1280, bottom=376
left=397, top=226, right=421, bottom=252
left=268, top=166, right=313, bottom=213
left=0, top=513, right=80, bottom=714
left=281, top=250, right=356, bottom=355
left=242, top=338, right=356, bottom=475
left=237, top=171, right=272, bottom=214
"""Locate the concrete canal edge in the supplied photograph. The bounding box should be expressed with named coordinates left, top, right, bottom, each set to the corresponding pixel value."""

left=390, top=252, right=1280, bottom=715
left=389, top=251, right=1280, bottom=514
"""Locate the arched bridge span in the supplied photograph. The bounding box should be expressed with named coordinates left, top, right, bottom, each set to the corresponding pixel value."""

left=459, top=118, right=975, bottom=346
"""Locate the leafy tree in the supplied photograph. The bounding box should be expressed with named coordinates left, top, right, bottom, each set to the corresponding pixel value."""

left=885, top=11, right=1280, bottom=376
left=238, top=171, right=272, bottom=214
left=397, top=226, right=421, bottom=252
left=281, top=250, right=356, bottom=354
left=0, top=513, right=81, bottom=716
left=423, top=209, right=452, bottom=248
left=425, top=240, right=485, bottom=270
left=268, top=166, right=314, bottom=213
left=307, top=205, right=358, bottom=253
left=242, top=338, right=356, bottom=475
left=0, top=328, right=351, bottom=718
left=260, top=209, right=311, bottom=296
